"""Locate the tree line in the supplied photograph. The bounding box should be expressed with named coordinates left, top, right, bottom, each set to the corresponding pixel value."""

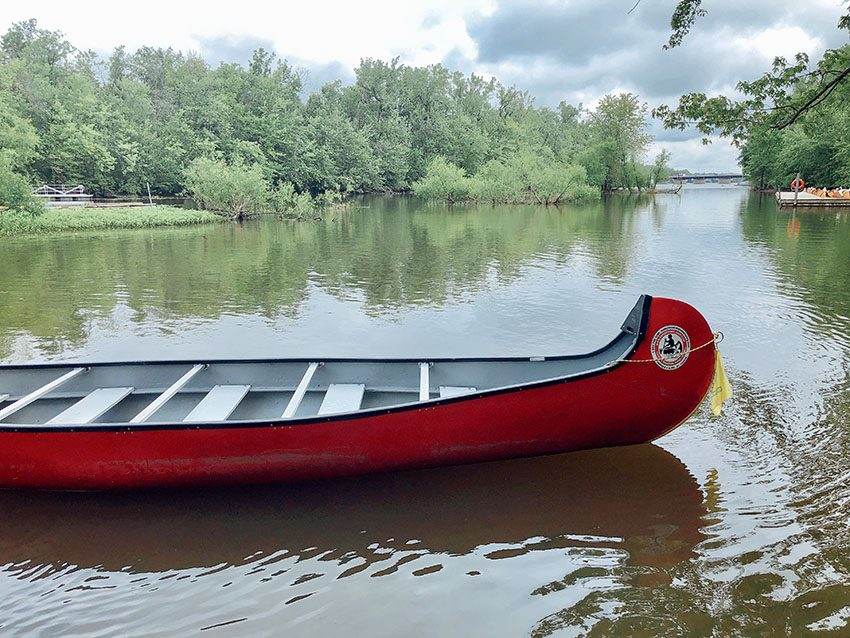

left=0, top=19, right=667, bottom=214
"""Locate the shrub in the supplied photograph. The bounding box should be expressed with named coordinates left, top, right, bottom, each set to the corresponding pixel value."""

left=528, top=161, right=595, bottom=204
left=0, top=154, right=44, bottom=215
left=412, top=157, right=472, bottom=202
left=477, top=152, right=598, bottom=204
left=289, top=193, right=319, bottom=220
left=269, top=183, right=346, bottom=220
left=185, top=160, right=346, bottom=221
left=269, top=181, right=297, bottom=212
left=469, top=160, right=519, bottom=203
left=184, top=157, right=271, bottom=217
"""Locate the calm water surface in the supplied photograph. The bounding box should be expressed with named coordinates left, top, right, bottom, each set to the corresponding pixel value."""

left=1, top=187, right=849, bottom=636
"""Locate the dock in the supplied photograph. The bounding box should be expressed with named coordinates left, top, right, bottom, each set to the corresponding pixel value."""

left=33, top=184, right=93, bottom=207
left=775, top=191, right=850, bottom=208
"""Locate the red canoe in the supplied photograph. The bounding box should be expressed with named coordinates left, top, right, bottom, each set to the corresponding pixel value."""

left=0, top=295, right=717, bottom=489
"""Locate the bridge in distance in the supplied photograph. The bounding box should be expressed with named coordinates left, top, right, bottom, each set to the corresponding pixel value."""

left=669, top=172, right=745, bottom=184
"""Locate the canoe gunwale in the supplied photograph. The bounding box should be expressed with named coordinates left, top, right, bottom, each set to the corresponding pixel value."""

left=0, top=296, right=652, bottom=433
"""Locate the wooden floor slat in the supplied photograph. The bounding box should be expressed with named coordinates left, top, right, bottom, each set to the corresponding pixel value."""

left=419, top=363, right=430, bottom=401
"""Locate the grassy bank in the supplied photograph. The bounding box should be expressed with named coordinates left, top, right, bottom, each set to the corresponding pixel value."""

left=0, top=206, right=223, bottom=237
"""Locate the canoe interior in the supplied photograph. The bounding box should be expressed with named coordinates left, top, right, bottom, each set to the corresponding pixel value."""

left=0, top=297, right=647, bottom=428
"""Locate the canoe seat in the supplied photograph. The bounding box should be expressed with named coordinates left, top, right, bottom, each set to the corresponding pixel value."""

left=318, top=384, right=365, bottom=415
left=0, top=367, right=87, bottom=423
left=48, top=387, right=134, bottom=425
left=439, top=386, right=477, bottom=398
left=184, top=385, right=250, bottom=422
left=131, top=364, right=205, bottom=423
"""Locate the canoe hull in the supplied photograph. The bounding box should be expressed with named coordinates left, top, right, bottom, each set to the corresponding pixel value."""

left=0, top=297, right=716, bottom=489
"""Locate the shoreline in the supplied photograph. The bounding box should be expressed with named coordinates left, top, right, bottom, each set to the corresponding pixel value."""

left=0, top=206, right=224, bottom=237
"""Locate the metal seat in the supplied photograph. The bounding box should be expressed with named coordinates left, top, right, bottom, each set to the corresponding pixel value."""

left=184, top=385, right=250, bottom=422
left=318, top=384, right=365, bottom=415
left=439, top=386, right=477, bottom=398
left=48, top=387, right=134, bottom=425
left=131, top=364, right=205, bottom=423
left=0, top=367, right=87, bottom=422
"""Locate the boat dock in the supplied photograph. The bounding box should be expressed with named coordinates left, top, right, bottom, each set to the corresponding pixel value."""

left=776, top=191, right=850, bottom=208
left=33, top=184, right=93, bottom=207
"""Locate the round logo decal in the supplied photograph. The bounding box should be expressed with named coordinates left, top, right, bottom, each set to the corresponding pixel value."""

left=650, top=325, right=691, bottom=370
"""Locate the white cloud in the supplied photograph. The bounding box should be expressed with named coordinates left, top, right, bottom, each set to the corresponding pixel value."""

left=733, top=26, right=823, bottom=60
left=649, top=139, right=741, bottom=173
left=0, top=0, right=486, bottom=66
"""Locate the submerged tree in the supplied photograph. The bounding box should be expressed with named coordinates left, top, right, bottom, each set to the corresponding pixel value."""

left=583, top=93, right=651, bottom=193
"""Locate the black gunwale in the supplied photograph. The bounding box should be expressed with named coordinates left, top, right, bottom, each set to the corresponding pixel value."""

left=0, top=296, right=652, bottom=433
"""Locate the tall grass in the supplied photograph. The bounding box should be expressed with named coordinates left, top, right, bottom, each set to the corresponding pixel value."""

left=0, top=206, right=222, bottom=237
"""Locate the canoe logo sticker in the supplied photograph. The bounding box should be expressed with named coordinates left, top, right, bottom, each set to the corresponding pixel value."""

left=650, top=325, right=691, bottom=370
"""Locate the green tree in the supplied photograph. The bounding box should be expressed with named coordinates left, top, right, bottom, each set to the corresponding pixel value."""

left=585, top=93, right=650, bottom=192
left=0, top=153, right=43, bottom=214
left=649, top=149, right=672, bottom=188
left=0, top=18, right=667, bottom=202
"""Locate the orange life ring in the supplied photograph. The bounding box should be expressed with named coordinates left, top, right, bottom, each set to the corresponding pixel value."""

left=790, top=177, right=805, bottom=191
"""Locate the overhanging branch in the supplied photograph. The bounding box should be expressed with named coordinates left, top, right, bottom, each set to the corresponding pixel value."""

left=772, top=64, right=850, bottom=130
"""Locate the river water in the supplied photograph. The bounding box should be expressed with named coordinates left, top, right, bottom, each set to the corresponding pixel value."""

left=1, top=187, right=848, bottom=636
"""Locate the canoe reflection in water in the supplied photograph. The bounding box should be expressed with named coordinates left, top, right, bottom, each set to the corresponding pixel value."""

left=0, top=444, right=704, bottom=571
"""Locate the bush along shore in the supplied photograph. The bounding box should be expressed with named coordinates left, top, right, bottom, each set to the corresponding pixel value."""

left=184, top=157, right=346, bottom=221
left=0, top=206, right=221, bottom=236
left=413, top=153, right=599, bottom=204
left=0, top=156, right=349, bottom=237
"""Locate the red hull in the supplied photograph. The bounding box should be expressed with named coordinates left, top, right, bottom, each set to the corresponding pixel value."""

left=0, top=297, right=716, bottom=489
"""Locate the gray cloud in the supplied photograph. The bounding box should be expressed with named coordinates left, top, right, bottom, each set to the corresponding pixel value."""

left=195, top=34, right=277, bottom=67
left=469, top=0, right=645, bottom=66
left=194, top=34, right=354, bottom=95
left=294, top=59, right=354, bottom=95
left=647, top=118, right=702, bottom=143
left=465, top=0, right=847, bottom=104
left=457, top=0, right=848, bottom=170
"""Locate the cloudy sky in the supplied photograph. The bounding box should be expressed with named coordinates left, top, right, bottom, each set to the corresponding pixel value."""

left=2, top=0, right=847, bottom=170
